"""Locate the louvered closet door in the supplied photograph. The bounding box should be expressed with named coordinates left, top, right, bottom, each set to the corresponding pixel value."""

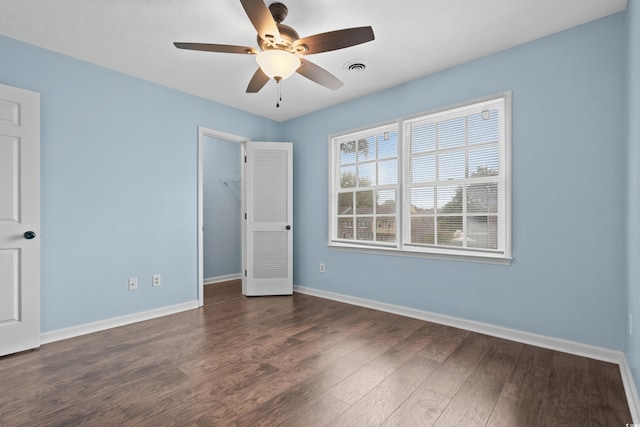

left=245, top=142, right=293, bottom=296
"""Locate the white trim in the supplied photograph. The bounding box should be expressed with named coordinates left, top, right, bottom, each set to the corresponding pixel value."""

left=621, top=356, right=640, bottom=423
left=40, top=301, right=198, bottom=345
left=197, top=127, right=249, bottom=307
left=204, top=273, right=243, bottom=285
left=328, top=242, right=512, bottom=265
left=293, top=285, right=624, bottom=364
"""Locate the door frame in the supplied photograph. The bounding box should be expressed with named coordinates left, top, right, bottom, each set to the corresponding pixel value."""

left=197, top=127, right=248, bottom=307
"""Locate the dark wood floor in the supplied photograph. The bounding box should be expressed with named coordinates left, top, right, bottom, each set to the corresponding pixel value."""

left=0, top=280, right=632, bottom=426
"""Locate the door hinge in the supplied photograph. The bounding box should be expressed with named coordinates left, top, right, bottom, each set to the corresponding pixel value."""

left=244, top=269, right=247, bottom=277
left=244, top=155, right=247, bottom=163
left=244, top=212, right=247, bottom=220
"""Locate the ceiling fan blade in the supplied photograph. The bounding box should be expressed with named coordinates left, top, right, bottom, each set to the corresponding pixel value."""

left=294, top=26, right=374, bottom=55
left=174, top=42, right=257, bottom=55
left=297, top=58, right=343, bottom=90
left=246, top=67, right=270, bottom=93
left=239, top=0, right=281, bottom=42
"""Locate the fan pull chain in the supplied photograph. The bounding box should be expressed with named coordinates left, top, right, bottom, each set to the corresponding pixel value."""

left=276, top=80, right=282, bottom=108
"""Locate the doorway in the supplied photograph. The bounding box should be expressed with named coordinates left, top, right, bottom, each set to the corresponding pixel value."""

left=197, top=127, right=247, bottom=307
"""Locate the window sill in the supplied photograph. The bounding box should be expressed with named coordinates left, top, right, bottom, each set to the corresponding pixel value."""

left=327, top=242, right=513, bottom=265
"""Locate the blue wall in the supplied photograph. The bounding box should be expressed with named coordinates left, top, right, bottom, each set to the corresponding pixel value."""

left=203, top=136, right=242, bottom=279
left=0, top=35, right=279, bottom=332
left=282, top=13, right=628, bottom=351
left=627, top=0, right=640, bottom=390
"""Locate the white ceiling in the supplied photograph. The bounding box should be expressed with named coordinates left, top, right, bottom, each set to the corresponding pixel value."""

left=0, top=0, right=628, bottom=121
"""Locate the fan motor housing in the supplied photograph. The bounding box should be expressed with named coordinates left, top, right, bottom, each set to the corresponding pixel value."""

left=257, top=24, right=302, bottom=52
left=268, top=2, right=288, bottom=23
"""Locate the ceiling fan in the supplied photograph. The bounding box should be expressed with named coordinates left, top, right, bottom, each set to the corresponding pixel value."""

left=174, top=0, right=375, bottom=95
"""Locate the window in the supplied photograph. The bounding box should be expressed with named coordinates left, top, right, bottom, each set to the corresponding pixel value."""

left=334, top=124, right=399, bottom=245
left=329, top=93, right=511, bottom=263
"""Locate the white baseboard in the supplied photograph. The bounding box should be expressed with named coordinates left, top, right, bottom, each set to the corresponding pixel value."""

left=40, top=300, right=199, bottom=345
left=294, top=284, right=640, bottom=419
left=204, top=273, right=242, bottom=286
left=621, top=356, right=640, bottom=423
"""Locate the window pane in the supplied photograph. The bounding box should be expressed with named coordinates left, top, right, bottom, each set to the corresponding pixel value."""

left=376, top=189, right=396, bottom=214
left=411, top=216, right=435, bottom=244
left=439, top=150, right=465, bottom=181
left=356, top=217, right=373, bottom=241
left=337, top=218, right=354, bottom=240
left=469, top=110, right=499, bottom=145
left=412, top=123, right=435, bottom=153
left=340, top=141, right=357, bottom=164
left=376, top=217, right=396, bottom=242
left=378, top=131, right=398, bottom=159
left=412, top=155, right=435, bottom=183
left=467, top=215, right=498, bottom=249
left=468, top=145, right=499, bottom=177
left=340, top=166, right=356, bottom=188
left=410, top=187, right=434, bottom=213
left=437, top=216, right=463, bottom=246
left=437, top=185, right=462, bottom=213
left=438, top=117, right=465, bottom=149
left=378, top=159, right=398, bottom=185
left=358, top=136, right=376, bottom=161
left=356, top=191, right=374, bottom=214
left=358, top=162, right=376, bottom=187
left=338, top=192, right=353, bottom=215
left=467, top=183, right=498, bottom=213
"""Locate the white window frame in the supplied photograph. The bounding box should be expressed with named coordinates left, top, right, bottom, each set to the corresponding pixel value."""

left=328, top=92, right=512, bottom=264
left=330, top=123, right=401, bottom=248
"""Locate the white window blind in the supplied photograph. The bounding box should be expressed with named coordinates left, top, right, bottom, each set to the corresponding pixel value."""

left=403, top=97, right=507, bottom=255
left=329, top=93, right=511, bottom=263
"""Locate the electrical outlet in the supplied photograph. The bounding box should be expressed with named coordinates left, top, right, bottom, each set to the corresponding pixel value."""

left=152, top=274, right=161, bottom=287
left=320, top=263, right=325, bottom=273
left=128, top=277, right=138, bottom=291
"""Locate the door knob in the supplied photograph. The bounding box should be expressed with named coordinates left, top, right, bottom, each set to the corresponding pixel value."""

left=285, top=225, right=292, bottom=230
left=24, top=231, right=36, bottom=240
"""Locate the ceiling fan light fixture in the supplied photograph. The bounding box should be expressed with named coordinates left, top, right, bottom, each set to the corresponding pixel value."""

left=256, top=50, right=301, bottom=81
left=174, top=1, right=375, bottom=93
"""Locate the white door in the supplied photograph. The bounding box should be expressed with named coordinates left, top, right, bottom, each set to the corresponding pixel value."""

left=0, top=83, right=40, bottom=356
left=244, top=141, right=293, bottom=296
